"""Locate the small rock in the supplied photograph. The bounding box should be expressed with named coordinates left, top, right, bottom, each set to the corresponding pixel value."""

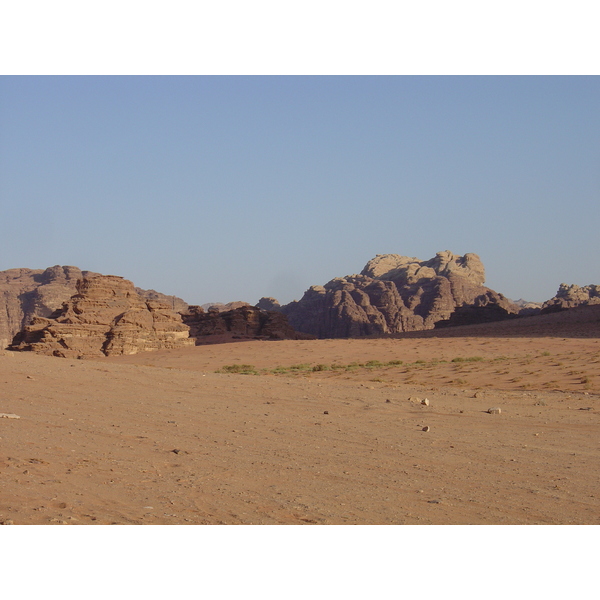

left=323, top=410, right=329, bottom=415
left=171, top=449, right=181, bottom=454
left=421, top=398, right=429, bottom=406
left=422, top=426, right=430, bottom=432
left=473, top=391, right=483, bottom=398
left=487, top=407, right=501, bottom=414
left=1, top=520, right=14, bottom=525
left=385, top=399, right=391, bottom=403
left=0, top=413, right=20, bottom=419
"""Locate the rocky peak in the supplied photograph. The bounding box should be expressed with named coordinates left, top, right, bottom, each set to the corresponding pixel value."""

left=282, top=250, right=516, bottom=338
left=361, top=251, right=485, bottom=287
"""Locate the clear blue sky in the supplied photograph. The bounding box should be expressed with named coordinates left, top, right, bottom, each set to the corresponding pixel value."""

left=1, top=76, right=598, bottom=305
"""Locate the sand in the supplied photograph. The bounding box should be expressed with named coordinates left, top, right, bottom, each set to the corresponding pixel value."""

left=1, top=312, right=599, bottom=525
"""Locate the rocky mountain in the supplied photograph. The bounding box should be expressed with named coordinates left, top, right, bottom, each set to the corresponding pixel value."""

left=182, top=305, right=313, bottom=342
left=267, top=251, right=521, bottom=338
left=541, top=283, right=600, bottom=313
left=0, top=265, right=188, bottom=350
left=9, top=275, right=194, bottom=358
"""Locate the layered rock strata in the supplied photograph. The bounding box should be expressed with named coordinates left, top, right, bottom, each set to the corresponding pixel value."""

left=0, top=265, right=188, bottom=349
left=279, top=251, right=520, bottom=338
left=182, top=305, right=313, bottom=342
left=9, top=275, right=194, bottom=358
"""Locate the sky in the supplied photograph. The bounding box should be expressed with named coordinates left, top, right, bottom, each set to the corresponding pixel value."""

left=1, top=75, right=599, bottom=305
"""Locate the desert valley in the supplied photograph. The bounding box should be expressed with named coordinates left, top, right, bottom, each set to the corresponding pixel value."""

left=1, top=251, right=599, bottom=525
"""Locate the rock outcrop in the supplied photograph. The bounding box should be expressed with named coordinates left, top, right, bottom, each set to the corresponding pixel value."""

left=541, top=283, right=600, bottom=313
left=280, top=251, right=520, bottom=338
left=0, top=265, right=188, bottom=349
left=0, top=266, right=98, bottom=349
left=182, top=305, right=313, bottom=342
left=9, top=275, right=193, bottom=358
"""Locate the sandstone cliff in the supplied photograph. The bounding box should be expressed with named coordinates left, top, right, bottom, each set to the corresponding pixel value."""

left=0, top=265, right=188, bottom=349
left=280, top=251, right=520, bottom=338
left=541, top=283, right=600, bottom=313
left=182, top=305, right=313, bottom=342
left=9, top=275, right=193, bottom=358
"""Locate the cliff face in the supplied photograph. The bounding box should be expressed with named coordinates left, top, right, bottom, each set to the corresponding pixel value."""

left=0, top=265, right=188, bottom=349
left=0, top=266, right=99, bottom=349
left=279, top=251, right=520, bottom=338
left=9, top=275, right=193, bottom=358
left=182, top=305, right=313, bottom=342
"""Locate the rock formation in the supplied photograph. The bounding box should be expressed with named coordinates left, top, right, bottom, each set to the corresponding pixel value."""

left=9, top=275, right=194, bottom=358
left=0, top=266, right=98, bottom=349
left=279, top=251, right=520, bottom=338
left=182, top=305, right=313, bottom=342
left=0, top=265, right=188, bottom=349
left=541, top=283, right=600, bottom=313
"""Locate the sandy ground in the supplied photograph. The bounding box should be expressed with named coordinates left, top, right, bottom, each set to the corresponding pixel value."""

left=1, top=313, right=599, bottom=525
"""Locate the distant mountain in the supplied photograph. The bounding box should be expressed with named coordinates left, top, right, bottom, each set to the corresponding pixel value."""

left=259, top=251, right=521, bottom=338
left=541, top=283, right=600, bottom=313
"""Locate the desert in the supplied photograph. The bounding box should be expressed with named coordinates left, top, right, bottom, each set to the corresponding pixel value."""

left=2, top=302, right=599, bottom=525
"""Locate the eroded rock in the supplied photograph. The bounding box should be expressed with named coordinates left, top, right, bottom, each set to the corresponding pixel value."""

left=9, top=275, right=193, bottom=358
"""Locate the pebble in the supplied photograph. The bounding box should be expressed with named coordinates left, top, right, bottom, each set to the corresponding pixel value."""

left=1, top=520, right=14, bottom=525
left=487, top=407, right=501, bottom=414
left=0, top=413, right=20, bottom=419
left=422, top=426, right=430, bottom=432
left=421, top=398, right=429, bottom=406
left=27, top=375, right=35, bottom=380
left=323, top=411, right=329, bottom=415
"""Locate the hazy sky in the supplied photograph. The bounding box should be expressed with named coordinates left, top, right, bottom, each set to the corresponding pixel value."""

left=1, top=76, right=598, bottom=305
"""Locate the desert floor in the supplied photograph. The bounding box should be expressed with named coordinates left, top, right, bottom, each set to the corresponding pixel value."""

left=1, top=323, right=599, bottom=525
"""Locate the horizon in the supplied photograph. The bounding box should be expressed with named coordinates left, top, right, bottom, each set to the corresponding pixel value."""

left=1, top=76, right=599, bottom=306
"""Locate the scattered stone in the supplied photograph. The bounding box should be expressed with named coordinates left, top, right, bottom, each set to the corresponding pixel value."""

left=422, top=426, right=430, bottom=432
left=579, top=407, right=592, bottom=411
left=0, top=413, right=20, bottom=419
left=421, top=398, right=429, bottom=406
left=1, top=520, right=14, bottom=525
left=171, top=449, right=181, bottom=454
left=26, top=375, right=35, bottom=380
left=323, top=411, right=329, bottom=415
left=385, top=399, right=392, bottom=403
left=487, top=407, right=501, bottom=414
left=473, top=391, right=484, bottom=398
left=427, top=500, right=440, bottom=504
